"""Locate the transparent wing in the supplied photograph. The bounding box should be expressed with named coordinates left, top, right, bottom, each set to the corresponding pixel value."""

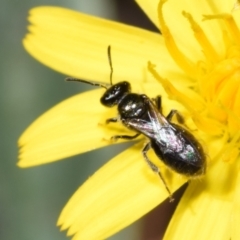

left=123, top=97, right=170, bottom=139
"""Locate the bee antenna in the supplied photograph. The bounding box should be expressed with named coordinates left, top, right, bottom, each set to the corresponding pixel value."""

left=107, top=45, right=113, bottom=85
left=65, top=78, right=108, bottom=89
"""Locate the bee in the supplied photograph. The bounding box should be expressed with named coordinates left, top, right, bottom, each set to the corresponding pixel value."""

left=66, top=46, right=206, bottom=201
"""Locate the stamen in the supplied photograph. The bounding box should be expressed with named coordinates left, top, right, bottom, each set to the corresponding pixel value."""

left=203, top=14, right=240, bottom=44
left=221, top=91, right=240, bottom=135
left=192, top=114, right=224, bottom=136
left=199, top=58, right=240, bottom=102
left=148, top=62, right=224, bottom=135
left=148, top=62, right=189, bottom=107
left=147, top=62, right=199, bottom=111
left=213, top=131, right=240, bottom=163
left=233, top=82, right=240, bottom=117
left=182, top=11, right=220, bottom=63
left=156, top=1, right=240, bottom=144
left=222, top=30, right=232, bottom=55
left=158, top=0, right=196, bottom=77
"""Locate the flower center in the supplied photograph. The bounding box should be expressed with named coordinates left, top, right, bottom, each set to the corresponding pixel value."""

left=196, top=14, right=240, bottom=135
left=148, top=0, right=240, bottom=162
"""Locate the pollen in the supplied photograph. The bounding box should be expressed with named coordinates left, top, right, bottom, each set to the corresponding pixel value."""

left=150, top=0, right=240, bottom=163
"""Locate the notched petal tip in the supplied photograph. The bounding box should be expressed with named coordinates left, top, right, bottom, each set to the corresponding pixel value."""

left=17, top=88, right=144, bottom=168
left=23, top=5, right=175, bottom=84
left=57, top=143, right=186, bottom=240
left=17, top=90, right=115, bottom=167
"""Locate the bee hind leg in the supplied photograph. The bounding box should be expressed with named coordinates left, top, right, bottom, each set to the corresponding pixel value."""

left=142, top=142, right=174, bottom=202
left=166, top=110, right=184, bottom=124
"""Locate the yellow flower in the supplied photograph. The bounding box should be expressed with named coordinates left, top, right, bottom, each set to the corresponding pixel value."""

left=18, top=0, right=240, bottom=239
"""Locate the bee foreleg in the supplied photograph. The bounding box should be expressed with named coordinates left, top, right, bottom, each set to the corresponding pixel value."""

left=106, top=117, right=119, bottom=124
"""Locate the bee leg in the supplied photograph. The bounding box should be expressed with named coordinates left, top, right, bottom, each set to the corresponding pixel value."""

left=166, top=110, right=184, bottom=124
left=154, top=97, right=184, bottom=124
left=106, top=117, right=140, bottom=141
left=152, top=96, right=162, bottom=112
left=111, top=133, right=140, bottom=141
left=106, top=117, right=118, bottom=124
left=142, top=142, right=174, bottom=202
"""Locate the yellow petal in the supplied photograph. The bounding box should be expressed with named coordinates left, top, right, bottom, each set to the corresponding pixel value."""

left=158, top=0, right=226, bottom=61
left=164, top=158, right=238, bottom=240
left=18, top=76, right=186, bottom=168
left=231, top=167, right=240, bottom=240
left=18, top=89, right=128, bottom=167
left=215, top=0, right=238, bottom=12
left=58, top=143, right=186, bottom=240
left=232, top=1, right=240, bottom=28
left=24, top=6, right=178, bottom=84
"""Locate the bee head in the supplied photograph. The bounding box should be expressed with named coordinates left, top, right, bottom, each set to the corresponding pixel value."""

left=100, top=81, right=131, bottom=107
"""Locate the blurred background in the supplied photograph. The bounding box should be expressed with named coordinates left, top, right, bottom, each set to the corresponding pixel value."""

left=0, top=0, right=181, bottom=239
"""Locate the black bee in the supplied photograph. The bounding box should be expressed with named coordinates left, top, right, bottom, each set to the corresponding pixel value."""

left=66, top=46, right=206, bottom=201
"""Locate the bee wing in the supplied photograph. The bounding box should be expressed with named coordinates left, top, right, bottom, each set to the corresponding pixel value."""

left=123, top=97, right=170, bottom=139
left=124, top=118, right=156, bottom=138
